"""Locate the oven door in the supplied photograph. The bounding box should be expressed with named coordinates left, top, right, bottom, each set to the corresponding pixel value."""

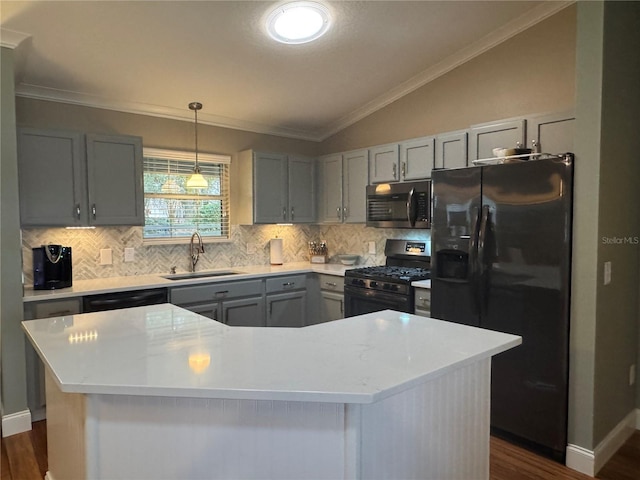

left=344, top=285, right=412, bottom=317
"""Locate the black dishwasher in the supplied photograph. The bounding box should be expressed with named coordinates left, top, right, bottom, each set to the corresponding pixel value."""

left=83, top=288, right=168, bottom=312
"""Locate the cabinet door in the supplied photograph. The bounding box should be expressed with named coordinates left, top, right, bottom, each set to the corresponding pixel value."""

left=469, top=118, right=525, bottom=160
left=343, top=149, right=369, bottom=223
left=222, top=296, right=265, bottom=327
left=435, top=130, right=468, bottom=169
left=320, top=291, right=344, bottom=322
left=317, top=154, right=343, bottom=223
left=184, top=302, right=222, bottom=322
left=266, top=291, right=307, bottom=328
left=414, top=288, right=431, bottom=316
left=253, top=152, right=288, bottom=223
left=18, top=128, right=87, bottom=226
left=400, top=137, right=434, bottom=180
left=86, top=134, right=144, bottom=226
left=369, top=144, right=400, bottom=183
left=288, top=155, right=316, bottom=223
left=526, top=110, right=575, bottom=154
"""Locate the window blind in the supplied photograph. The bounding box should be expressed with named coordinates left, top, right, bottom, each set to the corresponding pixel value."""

left=142, top=149, right=231, bottom=242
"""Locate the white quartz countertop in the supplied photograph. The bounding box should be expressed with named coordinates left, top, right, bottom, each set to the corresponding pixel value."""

left=22, top=304, right=520, bottom=404
left=23, top=262, right=353, bottom=302
left=411, top=279, right=431, bottom=289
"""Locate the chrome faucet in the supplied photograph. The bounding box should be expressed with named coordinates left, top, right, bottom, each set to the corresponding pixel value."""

left=190, top=231, right=205, bottom=272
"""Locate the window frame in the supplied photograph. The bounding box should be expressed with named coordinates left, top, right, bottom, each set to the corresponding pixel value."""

left=142, top=147, right=232, bottom=245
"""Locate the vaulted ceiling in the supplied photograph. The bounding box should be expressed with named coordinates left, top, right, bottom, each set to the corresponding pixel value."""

left=1, top=1, right=571, bottom=141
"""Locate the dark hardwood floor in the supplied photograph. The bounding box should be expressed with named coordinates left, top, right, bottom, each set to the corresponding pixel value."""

left=2, top=421, right=639, bottom=479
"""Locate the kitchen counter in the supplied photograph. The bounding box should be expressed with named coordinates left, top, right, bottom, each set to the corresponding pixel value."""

left=412, top=279, right=432, bottom=288
left=23, top=306, right=519, bottom=480
left=23, top=261, right=353, bottom=302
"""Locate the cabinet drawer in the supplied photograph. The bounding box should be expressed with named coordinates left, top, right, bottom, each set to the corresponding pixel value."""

left=414, top=288, right=431, bottom=311
left=317, top=274, right=344, bottom=292
left=265, top=274, right=307, bottom=293
left=24, top=298, right=82, bottom=320
left=171, top=280, right=263, bottom=305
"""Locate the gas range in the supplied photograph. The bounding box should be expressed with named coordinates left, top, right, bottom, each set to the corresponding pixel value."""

left=344, top=239, right=430, bottom=317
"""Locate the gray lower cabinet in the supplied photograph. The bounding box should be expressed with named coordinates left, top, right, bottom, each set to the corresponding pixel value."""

left=414, top=287, right=431, bottom=317
left=317, top=273, right=344, bottom=323
left=24, top=298, right=83, bottom=421
left=265, top=274, right=307, bottom=327
left=170, top=279, right=265, bottom=327
left=18, top=128, right=143, bottom=227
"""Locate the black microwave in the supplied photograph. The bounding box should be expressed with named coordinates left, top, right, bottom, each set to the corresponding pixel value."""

left=366, top=180, right=431, bottom=228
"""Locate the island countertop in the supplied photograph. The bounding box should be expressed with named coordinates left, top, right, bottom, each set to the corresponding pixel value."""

left=22, top=304, right=520, bottom=404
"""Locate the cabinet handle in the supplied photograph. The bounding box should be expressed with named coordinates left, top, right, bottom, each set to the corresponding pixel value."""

left=401, top=162, right=406, bottom=178
left=92, top=204, right=97, bottom=219
left=340, top=300, right=343, bottom=315
left=47, top=310, right=73, bottom=317
left=269, top=301, right=273, bottom=316
left=75, top=204, right=81, bottom=219
left=214, top=290, right=229, bottom=297
left=343, top=206, right=348, bottom=219
left=282, top=282, right=295, bottom=288
left=392, top=163, right=397, bottom=179
left=213, top=309, right=218, bottom=321
left=325, top=282, right=337, bottom=287
left=531, top=139, right=539, bottom=153
left=283, top=207, right=287, bottom=220
left=336, top=206, right=342, bottom=220
left=291, top=207, right=294, bottom=221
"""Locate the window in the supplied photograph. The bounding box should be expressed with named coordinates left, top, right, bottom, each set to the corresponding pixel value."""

left=143, top=148, right=231, bottom=243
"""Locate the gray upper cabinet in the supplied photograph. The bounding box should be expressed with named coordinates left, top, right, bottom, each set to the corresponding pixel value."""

left=253, top=151, right=289, bottom=223
left=18, top=128, right=143, bottom=227
left=288, top=155, right=316, bottom=223
left=434, top=130, right=468, bottom=170
left=526, top=110, right=575, bottom=154
left=369, top=143, right=400, bottom=183
left=399, top=136, right=435, bottom=180
left=317, top=153, right=343, bottom=224
left=469, top=118, right=526, bottom=160
left=236, top=150, right=315, bottom=224
left=85, top=134, right=144, bottom=226
left=342, top=149, right=369, bottom=223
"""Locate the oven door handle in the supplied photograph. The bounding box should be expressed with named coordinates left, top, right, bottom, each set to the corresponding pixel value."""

left=344, top=285, right=412, bottom=305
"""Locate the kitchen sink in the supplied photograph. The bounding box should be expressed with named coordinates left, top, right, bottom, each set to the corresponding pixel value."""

left=161, top=270, right=242, bottom=281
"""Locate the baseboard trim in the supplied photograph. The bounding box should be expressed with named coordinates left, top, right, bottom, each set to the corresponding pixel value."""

left=566, top=408, right=639, bottom=476
left=1, top=409, right=32, bottom=437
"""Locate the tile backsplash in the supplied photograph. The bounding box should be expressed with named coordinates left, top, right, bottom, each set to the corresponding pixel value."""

left=21, top=224, right=430, bottom=283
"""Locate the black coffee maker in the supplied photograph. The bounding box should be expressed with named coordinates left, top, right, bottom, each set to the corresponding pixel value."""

left=33, top=245, right=72, bottom=290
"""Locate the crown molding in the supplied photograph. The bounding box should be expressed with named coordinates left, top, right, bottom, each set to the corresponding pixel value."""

left=0, top=28, right=31, bottom=49
left=15, top=84, right=324, bottom=142
left=317, top=1, right=575, bottom=141
left=11, top=0, right=573, bottom=143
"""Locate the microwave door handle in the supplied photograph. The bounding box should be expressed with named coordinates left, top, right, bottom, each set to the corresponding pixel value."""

left=406, top=188, right=416, bottom=226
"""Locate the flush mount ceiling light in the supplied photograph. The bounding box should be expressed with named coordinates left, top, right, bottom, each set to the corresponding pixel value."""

left=266, top=1, right=331, bottom=45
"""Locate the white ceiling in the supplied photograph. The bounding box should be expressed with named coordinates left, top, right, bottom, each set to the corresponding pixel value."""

left=1, top=1, right=571, bottom=141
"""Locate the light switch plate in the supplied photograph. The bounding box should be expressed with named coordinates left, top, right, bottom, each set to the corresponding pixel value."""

left=368, top=241, right=376, bottom=254
left=100, top=248, right=113, bottom=265
left=124, top=247, right=135, bottom=263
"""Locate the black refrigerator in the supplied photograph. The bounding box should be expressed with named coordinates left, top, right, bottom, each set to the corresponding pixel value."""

left=430, top=155, right=573, bottom=461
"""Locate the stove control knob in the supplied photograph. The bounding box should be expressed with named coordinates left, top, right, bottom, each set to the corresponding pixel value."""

left=354, top=279, right=365, bottom=287
left=388, top=284, right=398, bottom=292
left=370, top=281, right=378, bottom=288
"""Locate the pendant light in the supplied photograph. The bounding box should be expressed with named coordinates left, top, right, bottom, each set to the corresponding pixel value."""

left=186, top=101, right=208, bottom=189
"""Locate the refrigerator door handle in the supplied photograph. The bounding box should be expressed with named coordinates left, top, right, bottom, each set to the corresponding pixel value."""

left=476, top=205, right=491, bottom=315
left=468, top=206, right=481, bottom=315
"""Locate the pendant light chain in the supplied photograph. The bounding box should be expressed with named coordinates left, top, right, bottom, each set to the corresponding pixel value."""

left=186, top=101, right=208, bottom=189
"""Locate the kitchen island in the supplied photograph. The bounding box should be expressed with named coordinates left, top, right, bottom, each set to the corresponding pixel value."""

left=23, top=304, right=520, bottom=480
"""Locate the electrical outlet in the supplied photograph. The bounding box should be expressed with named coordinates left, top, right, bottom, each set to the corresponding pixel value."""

left=100, top=248, right=112, bottom=265
left=124, top=247, right=135, bottom=263
left=368, top=241, right=376, bottom=254
left=604, top=261, right=612, bottom=285
left=630, top=364, right=636, bottom=386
